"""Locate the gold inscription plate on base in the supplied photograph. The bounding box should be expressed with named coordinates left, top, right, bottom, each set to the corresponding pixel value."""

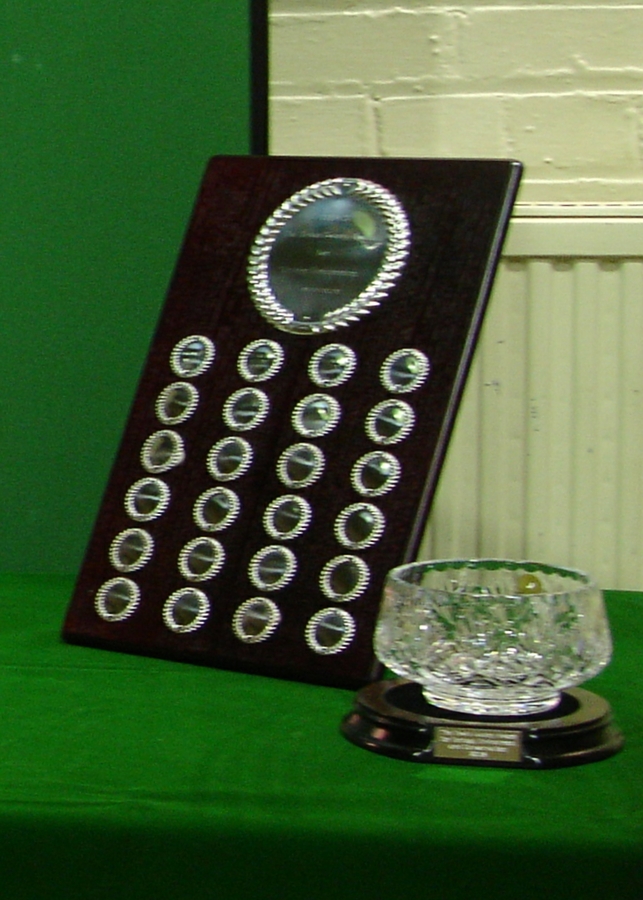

left=433, top=727, right=522, bottom=763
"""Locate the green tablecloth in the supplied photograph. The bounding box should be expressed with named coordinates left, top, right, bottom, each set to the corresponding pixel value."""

left=0, top=575, right=640, bottom=899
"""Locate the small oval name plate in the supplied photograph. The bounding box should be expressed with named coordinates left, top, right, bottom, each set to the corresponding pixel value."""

left=433, top=726, right=522, bottom=763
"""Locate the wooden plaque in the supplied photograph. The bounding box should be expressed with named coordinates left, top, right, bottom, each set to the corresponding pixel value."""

left=62, top=156, right=521, bottom=687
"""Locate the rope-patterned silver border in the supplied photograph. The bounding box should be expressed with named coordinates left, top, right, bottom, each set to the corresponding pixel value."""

left=178, top=537, right=226, bottom=582
left=124, top=478, right=171, bottom=522
left=247, top=178, right=411, bottom=334
left=162, top=588, right=210, bottom=634
left=263, top=494, right=313, bottom=541
left=232, top=597, right=282, bottom=644
left=155, top=382, right=200, bottom=425
left=238, top=339, right=285, bottom=383
left=305, top=607, right=356, bottom=656
left=380, top=348, right=430, bottom=394
left=292, top=393, right=341, bottom=439
left=334, top=503, right=386, bottom=551
left=222, top=388, right=270, bottom=432
left=207, top=437, right=254, bottom=482
left=365, top=399, right=415, bottom=445
left=350, top=451, right=402, bottom=497
left=193, top=487, right=240, bottom=533
left=170, top=335, right=215, bottom=379
left=249, top=545, right=297, bottom=592
left=140, top=430, right=185, bottom=474
left=109, top=528, right=154, bottom=573
left=308, top=343, right=357, bottom=388
left=95, top=577, right=141, bottom=622
left=277, top=442, right=325, bottom=489
left=320, top=554, right=370, bottom=602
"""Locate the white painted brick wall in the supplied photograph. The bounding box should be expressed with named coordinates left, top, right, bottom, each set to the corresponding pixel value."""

left=269, top=4, right=643, bottom=588
left=270, top=2, right=643, bottom=201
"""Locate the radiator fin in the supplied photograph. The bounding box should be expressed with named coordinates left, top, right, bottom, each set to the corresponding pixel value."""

left=422, top=219, right=643, bottom=590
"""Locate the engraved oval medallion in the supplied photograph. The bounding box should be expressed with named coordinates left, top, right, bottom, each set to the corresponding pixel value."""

left=125, top=478, right=171, bottom=521
left=95, top=578, right=140, bottom=622
left=365, top=400, right=415, bottom=445
left=109, top=528, right=154, bottom=573
left=223, top=388, right=269, bottom=432
left=178, top=537, right=225, bottom=582
left=163, top=588, right=210, bottom=633
left=308, top=344, right=357, bottom=388
left=305, top=608, right=356, bottom=655
left=232, top=598, right=282, bottom=644
left=335, top=503, right=385, bottom=550
left=264, top=495, right=312, bottom=540
left=141, top=430, right=185, bottom=473
left=247, top=178, right=411, bottom=334
left=249, top=545, right=297, bottom=592
left=238, top=339, right=285, bottom=382
left=193, top=487, right=240, bottom=532
left=320, top=555, right=370, bottom=601
left=292, top=393, right=341, bottom=438
left=351, top=451, right=401, bottom=497
left=381, top=348, right=430, bottom=393
left=155, top=382, right=199, bottom=425
left=277, top=443, right=325, bottom=488
left=170, top=335, right=215, bottom=378
left=207, top=437, right=253, bottom=481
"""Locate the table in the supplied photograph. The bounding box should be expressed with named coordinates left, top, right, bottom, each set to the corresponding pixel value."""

left=0, top=575, right=641, bottom=899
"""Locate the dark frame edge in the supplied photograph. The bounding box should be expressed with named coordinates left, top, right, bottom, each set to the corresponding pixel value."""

left=251, top=0, right=269, bottom=155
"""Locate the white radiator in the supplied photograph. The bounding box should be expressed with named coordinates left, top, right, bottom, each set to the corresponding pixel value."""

left=421, top=205, right=643, bottom=590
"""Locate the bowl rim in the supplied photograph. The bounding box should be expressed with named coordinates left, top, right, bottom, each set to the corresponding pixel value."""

left=386, top=558, right=598, bottom=599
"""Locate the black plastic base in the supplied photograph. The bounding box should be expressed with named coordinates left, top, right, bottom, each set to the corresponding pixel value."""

left=341, top=679, right=624, bottom=768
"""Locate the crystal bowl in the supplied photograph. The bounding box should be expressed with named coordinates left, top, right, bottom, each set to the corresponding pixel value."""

left=374, top=559, right=613, bottom=717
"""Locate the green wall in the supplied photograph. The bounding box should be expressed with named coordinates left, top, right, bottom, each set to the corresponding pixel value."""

left=0, top=3, right=255, bottom=573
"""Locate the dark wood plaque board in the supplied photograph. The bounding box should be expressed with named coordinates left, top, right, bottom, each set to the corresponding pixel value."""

left=62, top=156, right=522, bottom=688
